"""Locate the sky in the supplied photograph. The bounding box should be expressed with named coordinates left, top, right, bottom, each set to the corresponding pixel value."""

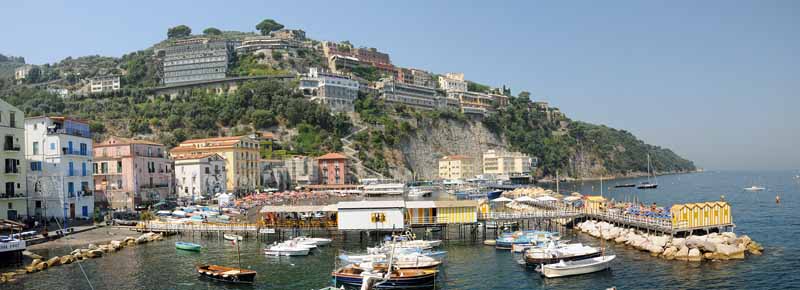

left=2, top=0, right=798, bottom=170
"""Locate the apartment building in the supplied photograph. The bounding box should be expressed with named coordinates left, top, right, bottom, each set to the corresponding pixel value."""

left=482, top=150, right=533, bottom=178
left=438, top=155, right=479, bottom=180
left=170, top=136, right=259, bottom=194
left=93, top=137, right=174, bottom=209
left=161, top=37, right=235, bottom=84
left=25, top=116, right=94, bottom=219
left=285, top=155, right=319, bottom=186
left=395, top=68, right=434, bottom=88
left=299, top=68, right=359, bottom=112
left=0, top=99, right=26, bottom=220
left=376, top=79, right=442, bottom=110
left=89, top=75, right=121, bottom=93
left=438, top=72, right=468, bottom=92
left=174, top=153, right=227, bottom=202
left=317, top=153, right=348, bottom=185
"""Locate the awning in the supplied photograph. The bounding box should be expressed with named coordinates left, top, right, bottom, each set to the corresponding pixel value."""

left=514, top=196, right=536, bottom=202
left=491, top=197, right=513, bottom=202
left=535, top=196, right=559, bottom=202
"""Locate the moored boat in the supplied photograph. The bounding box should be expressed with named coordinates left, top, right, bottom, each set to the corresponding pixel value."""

left=744, top=186, right=765, bottom=191
left=196, top=264, right=256, bottom=284
left=539, top=255, right=615, bottom=278
left=614, top=183, right=636, bottom=188
left=525, top=242, right=602, bottom=266
left=264, top=242, right=311, bottom=256
left=223, top=234, right=243, bottom=241
left=332, top=264, right=438, bottom=288
left=175, top=241, right=202, bottom=252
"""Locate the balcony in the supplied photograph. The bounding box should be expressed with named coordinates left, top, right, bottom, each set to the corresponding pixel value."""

left=4, top=168, right=19, bottom=174
left=140, top=184, right=170, bottom=189
left=0, top=193, right=25, bottom=199
left=62, top=148, right=89, bottom=156
left=3, top=145, right=20, bottom=152
left=47, top=128, right=91, bottom=138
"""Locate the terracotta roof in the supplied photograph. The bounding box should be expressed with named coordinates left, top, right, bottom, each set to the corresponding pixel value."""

left=317, top=152, right=348, bottom=160
left=96, top=136, right=163, bottom=147
left=180, top=136, right=246, bottom=144
left=172, top=152, right=223, bottom=161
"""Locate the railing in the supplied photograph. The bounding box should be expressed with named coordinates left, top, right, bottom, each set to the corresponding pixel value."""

left=262, top=219, right=338, bottom=228
left=3, top=145, right=20, bottom=151
left=0, top=239, right=26, bottom=252
left=407, top=216, right=450, bottom=225
left=0, top=193, right=25, bottom=199
left=62, top=148, right=89, bottom=156
left=580, top=208, right=673, bottom=232
left=138, top=222, right=262, bottom=232
left=479, top=210, right=582, bottom=220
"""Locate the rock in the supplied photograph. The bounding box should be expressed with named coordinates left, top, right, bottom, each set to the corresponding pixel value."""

left=46, top=256, right=61, bottom=267
left=685, top=235, right=707, bottom=248
left=614, top=235, right=628, bottom=244
left=670, top=238, right=686, bottom=249
left=110, top=240, right=122, bottom=250
left=704, top=252, right=716, bottom=260
left=735, top=235, right=752, bottom=248
left=748, top=241, right=764, bottom=255
left=662, top=246, right=678, bottom=260
left=35, top=262, right=46, bottom=271
left=72, top=253, right=83, bottom=260
left=14, top=269, right=26, bottom=275
left=29, top=259, right=42, bottom=268
left=87, top=250, right=104, bottom=258
left=715, top=244, right=746, bottom=259
left=22, top=251, right=43, bottom=260
left=699, top=241, right=718, bottom=253
left=721, top=232, right=737, bottom=243
left=88, top=244, right=98, bottom=250
left=2, top=272, right=15, bottom=280
left=688, top=248, right=703, bottom=262
left=650, top=235, right=669, bottom=248
left=60, top=255, right=73, bottom=265
left=675, top=246, right=690, bottom=260
left=25, top=266, right=36, bottom=273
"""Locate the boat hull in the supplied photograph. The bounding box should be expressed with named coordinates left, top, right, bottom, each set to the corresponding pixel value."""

left=175, top=242, right=202, bottom=252
left=333, top=271, right=437, bottom=288
left=525, top=251, right=603, bottom=266
left=540, top=255, right=615, bottom=278
left=196, top=264, right=256, bottom=284
left=637, top=184, right=658, bottom=189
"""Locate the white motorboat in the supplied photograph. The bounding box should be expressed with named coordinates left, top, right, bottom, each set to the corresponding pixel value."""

left=264, top=243, right=310, bottom=256
left=223, top=234, right=243, bottom=241
left=525, top=242, right=602, bottom=266
left=407, top=188, right=433, bottom=198
left=293, top=236, right=332, bottom=246
left=339, top=252, right=441, bottom=269
left=744, top=186, right=765, bottom=191
left=540, top=255, right=616, bottom=278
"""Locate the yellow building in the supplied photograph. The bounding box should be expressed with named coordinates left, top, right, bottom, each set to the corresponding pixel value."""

left=406, top=200, right=478, bottom=224
left=482, top=150, right=533, bottom=177
left=670, top=202, right=732, bottom=229
left=583, top=196, right=607, bottom=212
left=438, top=155, right=479, bottom=180
left=170, top=136, right=260, bottom=193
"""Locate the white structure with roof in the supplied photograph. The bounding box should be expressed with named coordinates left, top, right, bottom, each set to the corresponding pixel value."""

left=336, top=200, right=405, bottom=230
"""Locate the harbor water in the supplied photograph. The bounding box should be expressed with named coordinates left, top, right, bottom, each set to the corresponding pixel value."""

left=4, top=170, right=800, bottom=289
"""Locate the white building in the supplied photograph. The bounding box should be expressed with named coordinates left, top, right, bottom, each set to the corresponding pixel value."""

left=14, top=65, right=34, bottom=82
left=482, top=149, right=533, bottom=179
left=174, top=153, right=227, bottom=202
left=25, top=116, right=94, bottom=220
left=0, top=99, right=27, bottom=220
left=284, top=155, right=319, bottom=187
left=299, top=68, right=359, bottom=112
left=438, top=72, right=468, bottom=92
left=336, top=200, right=405, bottom=230
left=89, top=75, right=120, bottom=93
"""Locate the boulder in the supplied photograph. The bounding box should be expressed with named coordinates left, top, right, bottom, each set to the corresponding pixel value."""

left=685, top=235, right=707, bottom=248
left=614, top=235, right=628, bottom=244
left=2, top=272, right=15, bottom=281
left=670, top=238, right=686, bottom=249
left=650, top=235, right=669, bottom=248
left=688, top=248, right=703, bottom=262
left=748, top=241, right=764, bottom=255
left=110, top=240, right=122, bottom=250
left=735, top=235, right=752, bottom=248
left=22, top=251, right=43, bottom=260
left=703, top=252, right=715, bottom=260
left=699, top=241, right=718, bottom=253
left=675, top=246, right=690, bottom=260
left=87, top=250, right=104, bottom=258
left=60, top=255, right=73, bottom=265
left=24, top=266, right=36, bottom=273
left=715, top=244, right=746, bottom=259
left=46, top=256, right=61, bottom=267
left=721, top=232, right=737, bottom=243
left=35, top=261, right=46, bottom=271
left=88, top=244, right=98, bottom=250
left=29, top=259, right=42, bottom=268
left=662, top=246, right=678, bottom=260
left=14, top=269, right=26, bottom=275
left=72, top=253, right=83, bottom=261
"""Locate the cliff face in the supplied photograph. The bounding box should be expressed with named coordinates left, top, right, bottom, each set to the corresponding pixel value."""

left=393, top=118, right=506, bottom=180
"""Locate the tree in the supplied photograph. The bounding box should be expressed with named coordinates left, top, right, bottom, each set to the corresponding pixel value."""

left=518, top=91, right=531, bottom=100
left=167, top=25, right=192, bottom=39
left=203, top=27, right=222, bottom=36
left=256, top=19, right=284, bottom=36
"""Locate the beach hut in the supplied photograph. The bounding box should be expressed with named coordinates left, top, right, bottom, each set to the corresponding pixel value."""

left=405, top=201, right=437, bottom=224
left=433, top=200, right=478, bottom=224
left=583, top=195, right=607, bottom=212
left=670, top=202, right=732, bottom=230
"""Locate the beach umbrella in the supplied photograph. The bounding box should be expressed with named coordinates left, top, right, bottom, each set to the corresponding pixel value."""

left=491, top=196, right=513, bottom=202
left=514, top=196, right=536, bottom=202
left=535, top=196, right=559, bottom=202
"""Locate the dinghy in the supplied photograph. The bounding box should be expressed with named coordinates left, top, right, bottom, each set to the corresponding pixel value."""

left=539, top=255, right=616, bottom=278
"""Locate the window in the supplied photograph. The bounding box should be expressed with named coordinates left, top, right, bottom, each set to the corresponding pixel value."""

left=5, top=182, right=14, bottom=195
left=81, top=162, right=87, bottom=176
left=117, top=161, right=122, bottom=173
left=9, top=112, right=15, bottom=128
left=50, top=143, right=55, bottom=151
left=81, top=181, right=89, bottom=193
left=32, top=142, right=39, bottom=155
left=205, top=167, right=210, bottom=174
left=93, top=163, right=98, bottom=174
left=80, top=143, right=87, bottom=155
left=30, top=161, right=42, bottom=171
left=101, top=162, right=107, bottom=174
left=67, top=182, right=74, bottom=197
left=68, top=162, right=74, bottom=176
left=68, top=141, right=73, bottom=154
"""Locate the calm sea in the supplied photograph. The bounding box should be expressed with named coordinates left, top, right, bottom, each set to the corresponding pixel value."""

left=5, top=170, right=800, bottom=290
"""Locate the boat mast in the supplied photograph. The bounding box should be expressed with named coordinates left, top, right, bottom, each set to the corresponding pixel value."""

left=236, top=239, right=242, bottom=268
left=556, top=170, right=560, bottom=194
left=646, top=154, right=652, bottom=183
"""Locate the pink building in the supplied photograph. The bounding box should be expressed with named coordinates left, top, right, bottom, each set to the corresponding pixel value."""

left=93, top=136, right=174, bottom=209
left=316, top=152, right=349, bottom=185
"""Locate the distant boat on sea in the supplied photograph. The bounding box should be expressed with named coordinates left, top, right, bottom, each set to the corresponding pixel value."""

left=637, top=154, right=658, bottom=189
left=744, top=186, right=765, bottom=192
left=614, top=183, right=636, bottom=188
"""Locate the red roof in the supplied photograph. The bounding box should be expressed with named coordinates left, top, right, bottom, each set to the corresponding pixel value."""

left=317, top=152, right=348, bottom=160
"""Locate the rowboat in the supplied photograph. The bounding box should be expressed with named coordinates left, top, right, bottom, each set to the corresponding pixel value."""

left=196, top=264, right=256, bottom=284
left=525, top=242, right=602, bottom=266
left=539, top=255, right=615, bottom=278
left=223, top=234, right=243, bottom=241
left=175, top=242, right=202, bottom=252
left=294, top=236, right=332, bottom=246
left=332, top=264, right=437, bottom=288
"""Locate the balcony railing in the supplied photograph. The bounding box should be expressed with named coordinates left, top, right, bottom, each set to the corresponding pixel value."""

left=0, top=193, right=25, bottom=199
left=3, top=145, right=21, bottom=151
left=47, top=128, right=91, bottom=138
left=62, top=148, right=89, bottom=156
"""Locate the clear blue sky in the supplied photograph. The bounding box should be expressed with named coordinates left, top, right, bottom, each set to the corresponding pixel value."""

left=3, top=0, right=798, bottom=170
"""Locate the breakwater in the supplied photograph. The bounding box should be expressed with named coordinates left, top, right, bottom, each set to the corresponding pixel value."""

left=575, top=220, right=763, bottom=261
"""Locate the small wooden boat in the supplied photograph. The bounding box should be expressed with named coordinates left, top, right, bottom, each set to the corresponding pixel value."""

left=196, top=264, right=256, bottom=284
left=332, top=264, right=437, bottom=288
left=539, top=255, right=615, bottom=278
left=614, top=183, right=636, bottom=188
left=175, top=242, right=202, bottom=252
left=223, top=234, right=243, bottom=241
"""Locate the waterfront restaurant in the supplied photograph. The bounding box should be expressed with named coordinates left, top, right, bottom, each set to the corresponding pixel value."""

left=336, top=200, right=405, bottom=230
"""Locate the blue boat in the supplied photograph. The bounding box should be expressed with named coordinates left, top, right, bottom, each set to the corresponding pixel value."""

left=486, top=190, right=503, bottom=200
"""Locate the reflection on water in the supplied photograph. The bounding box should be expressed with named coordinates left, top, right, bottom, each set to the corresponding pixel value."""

left=4, top=171, right=799, bottom=289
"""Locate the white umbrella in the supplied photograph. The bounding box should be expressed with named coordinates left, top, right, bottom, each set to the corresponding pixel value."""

left=564, top=196, right=581, bottom=202
left=491, top=196, right=513, bottom=202
left=514, top=196, right=536, bottom=202
left=535, top=196, right=559, bottom=202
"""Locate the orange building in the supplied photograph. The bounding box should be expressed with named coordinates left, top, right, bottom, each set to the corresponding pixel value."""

left=316, top=153, right=348, bottom=185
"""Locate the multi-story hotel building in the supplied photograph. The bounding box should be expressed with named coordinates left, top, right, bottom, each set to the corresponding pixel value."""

left=93, top=137, right=174, bottom=210
left=170, top=136, right=259, bottom=194
left=438, top=72, right=468, bottom=92
left=299, top=68, right=359, bottom=112
left=161, top=38, right=234, bottom=84
left=25, top=116, right=94, bottom=220
left=395, top=68, right=434, bottom=88
left=317, top=153, right=348, bottom=185
left=482, top=150, right=533, bottom=178
left=0, top=99, right=26, bottom=220
left=376, top=79, right=442, bottom=110
left=174, top=153, right=227, bottom=202
left=285, top=155, right=319, bottom=186
left=438, top=155, right=479, bottom=180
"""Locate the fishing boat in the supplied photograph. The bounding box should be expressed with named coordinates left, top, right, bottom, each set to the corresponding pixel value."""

left=175, top=241, right=202, bottom=252
left=332, top=264, right=438, bottom=289
left=637, top=154, right=658, bottom=189
left=744, top=186, right=765, bottom=191
left=264, top=242, right=311, bottom=256
left=614, top=183, right=636, bottom=188
left=524, top=242, right=602, bottom=266
left=539, top=255, right=616, bottom=278
left=223, top=234, right=243, bottom=241
left=196, top=264, right=257, bottom=284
